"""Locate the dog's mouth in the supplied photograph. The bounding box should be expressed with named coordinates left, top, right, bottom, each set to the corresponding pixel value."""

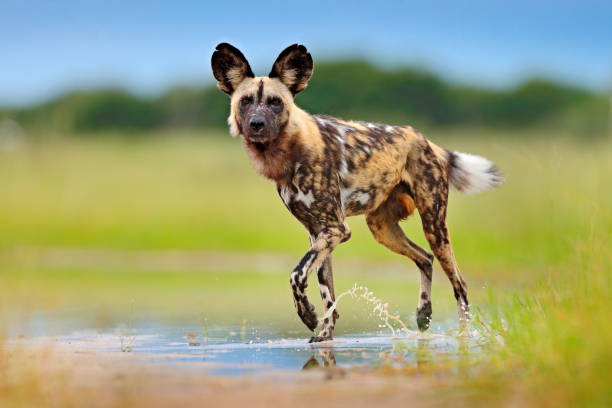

left=247, top=137, right=271, bottom=153
left=253, top=141, right=268, bottom=152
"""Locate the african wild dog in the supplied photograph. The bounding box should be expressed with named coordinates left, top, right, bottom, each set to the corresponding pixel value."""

left=211, top=43, right=503, bottom=342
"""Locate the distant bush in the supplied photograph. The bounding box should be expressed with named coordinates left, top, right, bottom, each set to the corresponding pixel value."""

left=8, top=90, right=163, bottom=132
left=1, top=60, right=607, bottom=136
left=71, top=91, right=163, bottom=131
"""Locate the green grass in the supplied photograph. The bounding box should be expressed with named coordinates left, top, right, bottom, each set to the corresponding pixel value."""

left=0, top=129, right=611, bottom=406
left=1, top=130, right=609, bottom=269
left=465, top=231, right=611, bottom=406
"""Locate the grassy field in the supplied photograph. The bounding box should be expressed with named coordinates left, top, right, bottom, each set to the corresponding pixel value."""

left=0, top=129, right=610, bottom=406
left=1, top=130, right=609, bottom=265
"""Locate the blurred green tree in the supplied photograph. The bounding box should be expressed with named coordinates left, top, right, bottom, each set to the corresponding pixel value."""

left=1, top=60, right=607, bottom=136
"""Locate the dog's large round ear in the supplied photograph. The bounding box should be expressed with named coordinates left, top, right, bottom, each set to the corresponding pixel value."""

left=211, top=43, right=255, bottom=95
left=269, top=44, right=313, bottom=96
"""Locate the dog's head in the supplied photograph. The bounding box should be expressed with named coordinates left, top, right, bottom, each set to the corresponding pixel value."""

left=211, top=43, right=313, bottom=150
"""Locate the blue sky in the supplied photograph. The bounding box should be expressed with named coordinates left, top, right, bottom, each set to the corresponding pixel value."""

left=1, top=0, right=610, bottom=106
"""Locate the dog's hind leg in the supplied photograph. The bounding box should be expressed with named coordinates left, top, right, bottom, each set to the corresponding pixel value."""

left=366, top=184, right=435, bottom=331
left=420, top=213, right=470, bottom=324
left=411, top=144, right=470, bottom=324
left=311, top=256, right=339, bottom=342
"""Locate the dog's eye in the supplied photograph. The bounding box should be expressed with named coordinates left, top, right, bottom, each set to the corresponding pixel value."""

left=267, top=97, right=283, bottom=111
left=240, top=96, right=253, bottom=107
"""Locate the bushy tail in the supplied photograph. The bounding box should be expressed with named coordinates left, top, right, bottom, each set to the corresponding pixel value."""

left=447, top=151, right=504, bottom=194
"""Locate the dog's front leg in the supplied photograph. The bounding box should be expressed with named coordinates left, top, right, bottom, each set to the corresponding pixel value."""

left=310, top=257, right=338, bottom=343
left=290, top=248, right=320, bottom=331
left=290, top=226, right=349, bottom=333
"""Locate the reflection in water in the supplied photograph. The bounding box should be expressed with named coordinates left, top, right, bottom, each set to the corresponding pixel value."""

left=300, top=332, right=479, bottom=375
left=302, top=346, right=337, bottom=369
left=416, top=337, right=434, bottom=369
left=371, top=331, right=483, bottom=375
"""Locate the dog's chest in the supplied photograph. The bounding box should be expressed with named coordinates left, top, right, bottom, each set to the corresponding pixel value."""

left=277, top=182, right=325, bottom=234
left=279, top=183, right=315, bottom=209
left=277, top=160, right=384, bottom=224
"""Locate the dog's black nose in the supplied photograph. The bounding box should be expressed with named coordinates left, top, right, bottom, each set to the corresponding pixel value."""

left=249, top=119, right=265, bottom=132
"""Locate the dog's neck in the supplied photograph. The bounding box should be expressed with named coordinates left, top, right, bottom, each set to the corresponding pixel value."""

left=242, top=134, right=295, bottom=183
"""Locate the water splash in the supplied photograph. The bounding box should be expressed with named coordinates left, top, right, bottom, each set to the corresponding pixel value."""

left=118, top=300, right=135, bottom=352
left=319, top=283, right=410, bottom=337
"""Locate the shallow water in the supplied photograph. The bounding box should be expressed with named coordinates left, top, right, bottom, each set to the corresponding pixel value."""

left=10, top=316, right=484, bottom=376
left=6, top=278, right=485, bottom=376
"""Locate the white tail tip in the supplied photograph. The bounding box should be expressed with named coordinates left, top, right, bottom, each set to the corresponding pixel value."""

left=448, top=151, right=504, bottom=194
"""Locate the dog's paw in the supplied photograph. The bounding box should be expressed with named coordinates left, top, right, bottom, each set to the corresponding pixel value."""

left=309, top=326, right=334, bottom=343
left=299, top=303, right=318, bottom=332
left=416, top=301, right=432, bottom=332
left=308, top=334, right=333, bottom=343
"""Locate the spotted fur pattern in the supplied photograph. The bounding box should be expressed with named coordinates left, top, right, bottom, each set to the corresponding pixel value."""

left=211, top=43, right=503, bottom=340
